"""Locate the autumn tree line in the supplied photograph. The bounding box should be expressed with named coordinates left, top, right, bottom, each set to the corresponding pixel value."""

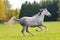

left=19, top=0, right=60, bottom=21
left=0, top=0, right=20, bottom=23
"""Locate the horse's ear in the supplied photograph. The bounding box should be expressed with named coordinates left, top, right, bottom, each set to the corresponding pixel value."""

left=39, top=10, right=43, bottom=16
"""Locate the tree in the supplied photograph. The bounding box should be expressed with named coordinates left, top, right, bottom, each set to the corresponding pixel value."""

left=15, top=8, right=20, bottom=18
left=8, top=10, right=15, bottom=19
left=19, top=1, right=39, bottom=18
left=58, top=0, right=60, bottom=20
left=41, top=0, right=58, bottom=21
left=19, top=1, right=28, bottom=18
left=0, top=0, right=5, bottom=20
left=3, top=0, right=11, bottom=20
left=19, top=0, right=59, bottom=21
left=47, top=0, right=58, bottom=21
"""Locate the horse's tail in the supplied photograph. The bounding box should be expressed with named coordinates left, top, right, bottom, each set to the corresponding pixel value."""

left=15, top=19, right=21, bottom=23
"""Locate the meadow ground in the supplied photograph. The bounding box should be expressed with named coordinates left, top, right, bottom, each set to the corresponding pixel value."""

left=0, top=21, right=60, bottom=40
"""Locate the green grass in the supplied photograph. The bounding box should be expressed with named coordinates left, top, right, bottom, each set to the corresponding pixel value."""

left=0, top=21, right=60, bottom=40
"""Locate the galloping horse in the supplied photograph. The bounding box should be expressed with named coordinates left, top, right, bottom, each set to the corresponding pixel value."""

left=16, top=8, right=51, bottom=36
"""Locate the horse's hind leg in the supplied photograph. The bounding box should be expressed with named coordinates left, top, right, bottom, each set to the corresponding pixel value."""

left=26, top=26, right=34, bottom=36
left=21, top=26, right=26, bottom=36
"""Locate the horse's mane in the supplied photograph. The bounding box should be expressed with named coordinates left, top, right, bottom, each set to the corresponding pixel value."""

left=39, top=10, right=43, bottom=16
left=33, top=9, right=43, bottom=17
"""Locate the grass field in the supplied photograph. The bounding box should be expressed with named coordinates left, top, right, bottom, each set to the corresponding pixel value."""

left=0, top=21, right=60, bottom=40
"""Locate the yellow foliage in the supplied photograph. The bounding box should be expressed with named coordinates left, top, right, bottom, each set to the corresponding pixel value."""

left=0, top=0, right=7, bottom=20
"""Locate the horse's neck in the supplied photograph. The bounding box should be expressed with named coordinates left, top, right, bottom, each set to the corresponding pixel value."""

left=38, top=13, right=45, bottom=21
left=32, top=12, right=45, bottom=21
left=40, top=13, right=45, bottom=19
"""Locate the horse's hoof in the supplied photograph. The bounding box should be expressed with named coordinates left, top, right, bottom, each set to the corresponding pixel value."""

left=36, top=30, right=38, bottom=31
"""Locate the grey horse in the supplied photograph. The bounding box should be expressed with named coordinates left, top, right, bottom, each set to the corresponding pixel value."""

left=16, top=8, right=51, bottom=36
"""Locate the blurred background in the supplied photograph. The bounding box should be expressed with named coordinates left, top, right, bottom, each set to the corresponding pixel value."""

left=0, top=0, right=60, bottom=23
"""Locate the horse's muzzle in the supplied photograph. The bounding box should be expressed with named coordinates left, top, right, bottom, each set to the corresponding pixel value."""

left=49, top=14, right=51, bottom=17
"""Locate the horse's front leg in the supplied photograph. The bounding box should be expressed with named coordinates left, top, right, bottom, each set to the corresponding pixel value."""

left=26, top=26, right=34, bottom=36
left=36, top=26, right=43, bottom=32
left=42, top=25, right=48, bottom=33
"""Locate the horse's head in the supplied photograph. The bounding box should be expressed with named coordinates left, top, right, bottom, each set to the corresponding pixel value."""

left=42, top=8, right=51, bottom=17
left=33, top=8, right=51, bottom=17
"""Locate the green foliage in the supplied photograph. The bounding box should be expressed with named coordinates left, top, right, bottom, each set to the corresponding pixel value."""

left=19, top=0, right=59, bottom=21
left=15, top=8, right=20, bottom=18
left=58, top=0, right=60, bottom=20
left=8, top=8, right=20, bottom=20
left=44, top=0, right=58, bottom=21
left=19, top=1, right=40, bottom=18
left=8, top=10, right=15, bottom=19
